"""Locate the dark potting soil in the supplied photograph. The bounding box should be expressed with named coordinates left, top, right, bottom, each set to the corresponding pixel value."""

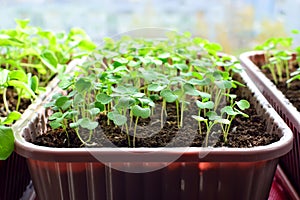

left=0, top=88, right=32, bottom=117
left=263, top=69, right=300, bottom=112
left=32, top=89, right=280, bottom=148
left=252, top=56, right=300, bottom=112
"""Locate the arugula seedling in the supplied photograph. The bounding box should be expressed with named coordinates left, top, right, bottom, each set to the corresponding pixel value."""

left=220, top=97, right=250, bottom=143
left=255, top=36, right=293, bottom=86
left=46, top=31, right=251, bottom=148
left=192, top=111, right=229, bottom=147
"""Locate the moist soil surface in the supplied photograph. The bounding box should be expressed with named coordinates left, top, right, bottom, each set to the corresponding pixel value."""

left=262, top=69, right=300, bottom=112
left=252, top=57, right=300, bottom=112
left=32, top=88, right=280, bottom=148
left=0, top=88, right=32, bottom=117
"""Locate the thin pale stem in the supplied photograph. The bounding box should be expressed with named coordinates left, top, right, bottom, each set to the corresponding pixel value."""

left=133, top=116, right=139, bottom=148
left=16, top=88, right=23, bottom=111
left=3, top=88, right=10, bottom=113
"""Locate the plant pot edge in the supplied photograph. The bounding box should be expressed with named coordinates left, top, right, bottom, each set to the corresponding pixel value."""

left=12, top=64, right=293, bottom=163
left=239, top=51, right=300, bottom=128
left=239, top=50, right=300, bottom=196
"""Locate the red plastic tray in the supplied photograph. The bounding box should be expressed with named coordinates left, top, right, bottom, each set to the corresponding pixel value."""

left=22, top=166, right=298, bottom=200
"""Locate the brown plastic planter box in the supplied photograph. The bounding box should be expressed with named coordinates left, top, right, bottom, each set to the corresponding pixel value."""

left=13, top=68, right=293, bottom=200
left=0, top=64, right=58, bottom=200
left=270, top=166, right=300, bottom=200
left=240, top=51, right=300, bottom=197
left=0, top=79, right=53, bottom=200
left=20, top=167, right=300, bottom=200
left=0, top=59, right=83, bottom=200
left=0, top=152, right=31, bottom=200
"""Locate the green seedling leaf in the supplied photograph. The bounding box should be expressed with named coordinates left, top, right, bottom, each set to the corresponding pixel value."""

left=116, top=96, right=136, bottom=110
left=183, top=31, right=191, bottom=38
left=183, top=83, right=200, bottom=96
left=64, top=110, right=79, bottom=119
left=88, top=108, right=100, bottom=116
left=111, top=66, right=129, bottom=73
left=107, top=112, right=127, bottom=126
left=139, top=69, right=161, bottom=83
left=206, top=111, right=221, bottom=121
left=160, top=89, right=178, bottom=103
left=96, top=93, right=112, bottom=104
left=69, top=122, right=79, bottom=129
left=75, top=78, right=92, bottom=93
left=193, top=37, right=206, bottom=44
left=112, top=85, right=137, bottom=95
left=30, top=75, right=39, bottom=92
left=67, top=90, right=77, bottom=98
left=59, top=79, right=74, bottom=90
left=192, top=59, right=213, bottom=69
left=150, top=94, right=160, bottom=101
left=276, top=51, right=292, bottom=60
left=1, top=111, right=21, bottom=125
left=236, top=100, right=250, bottom=110
left=61, top=100, right=72, bottom=111
left=54, top=96, right=72, bottom=111
left=78, top=118, right=98, bottom=130
left=158, top=52, right=170, bottom=59
left=215, top=80, right=232, bottom=89
left=292, top=29, right=300, bottom=34
left=0, top=126, right=14, bottom=160
left=113, top=57, right=129, bottom=65
left=132, top=92, right=145, bottom=98
left=215, top=118, right=230, bottom=124
left=131, top=105, right=151, bottom=118
left=138, top=97, right=155, bottom=107
left=204, top=42, right=222, bottom=52
left=52, top=93, right=63, bottom=100
left=198, top=91, right=211, bottom=99
left=234, top=108, right=249, bottom=118
left=7, top=80, right=37, bottom=98
left=73, top=93, right=84, bottom=105
left=287, top=74, right=300, bottom=83
left=152, top=59, right=163, bottom=66
left=94, top=102, right=105, bottom=111
left=9, top=70, right=27, bottom=83
left=40, top=50, right=58, bottom=73
left=55, top=96, right=69, bottom=107
left=147, top=83, right=166, bottom=92
left=212, top=71, right=224, bottom=80
left=170, top=76, right=185, bottom=85
left=188, top=78, right=211, bottom=86
left=196, top=100, right=214, bottom=109
left=77, top=39, right=97, bottom=51
left=223, top=93, right=237, bottom=100
left=128, top=60, right=141, bottom=67
left=173, top=63, right=189, bottom=71
left=0, top=69, right=9, bottom=85
left=290, top=68, right=300, bottom=76
left=15, top=18, right=30, bottom=28
left=221, top=106, right=238, bottom=116
left=269, top=57, right=278, bottom=64
left=49, top=121, right=62, bottom=129
left=191, top=115, right=207, bottom=122
left=0, top=34, right=23, bottom=46
left=231, top=80, right=245, bottom=88
left=138, top=56, right=152, bottom=65
left=49, top=112, right=63, bottom=120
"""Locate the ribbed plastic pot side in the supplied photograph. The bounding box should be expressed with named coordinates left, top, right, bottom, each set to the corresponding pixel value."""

left=0, top=58, right=85, bottom=200
left=0, top=152, right=31, bottom=200
left=13, top=67, right=293, bottom=200
left=240, top=51, right=300, bottom=197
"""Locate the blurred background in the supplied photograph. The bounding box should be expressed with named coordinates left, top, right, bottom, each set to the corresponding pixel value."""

left=0, top=0, right=299, bottom=54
